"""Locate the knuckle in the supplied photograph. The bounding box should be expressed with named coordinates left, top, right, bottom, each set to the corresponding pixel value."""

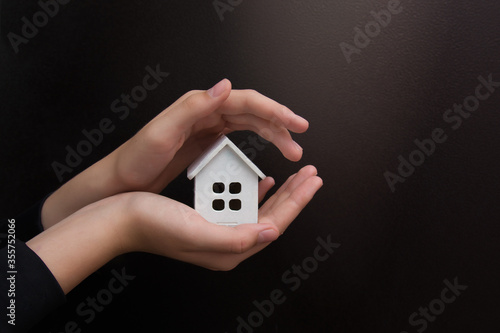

left=227, top=233, right=254, bottom=255
left=230, top=239, right=246, bottom=254
left=244, top=88, right=258, bottom=96
left=143, top=126, right=167, bottom=148
left=243, top=89, right=260, bottom=104
left=142, top=125, right=179, bottom=152
left=183, top=94, right=204, bottom=110
left=180, top=89, right=202, bottom=100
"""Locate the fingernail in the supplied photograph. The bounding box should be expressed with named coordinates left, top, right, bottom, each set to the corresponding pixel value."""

left=293, top=141, right=303, bottom=152
left=207, top=79, right=227, bottom=98
left=267, top=177, right=275, bottom=187
left=257, top=229, right=279, bottom=243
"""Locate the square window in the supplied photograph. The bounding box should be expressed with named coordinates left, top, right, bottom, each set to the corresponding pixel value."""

left=213, top=183, right=225, bottom=193
left=229, top=199, right=241, bottom=211
left=212, top=199, right=225, bottom=211
left=229, top=182, right=241, bottom=194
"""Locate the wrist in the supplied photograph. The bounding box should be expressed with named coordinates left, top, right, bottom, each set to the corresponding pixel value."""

left=94, top=192, right=138, bottom=257
left=115, top=192, right=174, bottom=256
left=28, top=194, right=133, bottom=294
left=108, top=192, right=145, bottom=255
left=41, top=153, right=127, bottom=229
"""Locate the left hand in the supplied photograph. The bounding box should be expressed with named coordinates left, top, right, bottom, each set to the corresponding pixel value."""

left=111, top=78, right=309, bottom=193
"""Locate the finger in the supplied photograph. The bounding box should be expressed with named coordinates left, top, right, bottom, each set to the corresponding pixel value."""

left=141, top=79, right=232, bottom=153
left=181, top=225, right=277, bottom=270
left=270, top=165, right=318, bottom=209
left=177, top=247, right=260, bottom=271
left=260, top=165, right=318, bottom=214
left=218, top=89, right=309, bottom=134
left=259, top=172, right=297, bottom=214
left=223, top=114, right=303, bottom=161
left=174, top=171, right=321, bottom=270
left=164, top=89, right=201, bottom=110
left=201, top=171, right=322, bottom=262
left=223, top=123, right=302, bottom=162
left=159, top=79, right=230, bottom=120
left=258, top=177, right=275, bottom=203
left=260, top=175, right=323, bottom=233
left=143, top=136, right=220, bottom=192
left=182, top=221, right=282, bottom=270
left=149, top=197, right=280, bottom=256
left=192, top=221, right=279, bottom=254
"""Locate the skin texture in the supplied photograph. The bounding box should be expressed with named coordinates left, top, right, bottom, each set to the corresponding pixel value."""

left=27, top=79, right=323, bottom=294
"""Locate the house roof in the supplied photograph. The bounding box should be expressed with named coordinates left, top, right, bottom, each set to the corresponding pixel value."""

left=187, top=134, right=266, bottom=180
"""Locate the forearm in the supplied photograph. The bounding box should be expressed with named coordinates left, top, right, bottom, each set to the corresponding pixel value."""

left=41, top=155, right=123, bottom=229
left=29, top=194, right=129, bottom=294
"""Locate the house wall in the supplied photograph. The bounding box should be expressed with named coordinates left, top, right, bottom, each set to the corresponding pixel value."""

left=194, top=146, right=258, bottom=225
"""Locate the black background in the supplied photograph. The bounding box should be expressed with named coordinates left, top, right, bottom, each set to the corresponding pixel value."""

left=1, top=0, right=499, bottom=332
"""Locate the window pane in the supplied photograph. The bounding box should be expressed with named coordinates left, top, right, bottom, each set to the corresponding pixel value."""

left=213, top=183, right=225, bottom=193
left=229, top=182, right=241, bottom=194
left=229, top=199, right=241, bottom=211
left=212, top=199, right=225, bottom=211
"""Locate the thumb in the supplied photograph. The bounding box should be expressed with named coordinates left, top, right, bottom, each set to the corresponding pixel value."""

left=207, top=78, right=232, bottom=99
left=170, top=78, right=232, bottom=132
left=135, top=79, right=231, bottom=161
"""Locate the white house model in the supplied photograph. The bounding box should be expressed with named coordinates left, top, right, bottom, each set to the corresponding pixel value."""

left=187, top=134, right=265, bottom=226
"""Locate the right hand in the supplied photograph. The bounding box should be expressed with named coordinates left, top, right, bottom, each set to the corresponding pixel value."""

left=121, top=165, right=322, bottom=271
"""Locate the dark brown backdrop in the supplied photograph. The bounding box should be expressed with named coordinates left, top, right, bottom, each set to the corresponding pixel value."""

left=1, top=1, right=499, bottom=332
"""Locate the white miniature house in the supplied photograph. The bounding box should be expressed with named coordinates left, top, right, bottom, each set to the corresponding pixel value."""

left=187, top=135, right=265, bottom=226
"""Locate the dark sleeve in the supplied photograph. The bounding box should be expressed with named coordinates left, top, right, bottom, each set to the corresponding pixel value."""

left=0, top=193, right=51, bottom=242
left=0, top=196, right=66, bottom=332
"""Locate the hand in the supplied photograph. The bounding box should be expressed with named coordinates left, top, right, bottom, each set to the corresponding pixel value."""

left=111, top=78, right=308, bottom=192
left=121, top=165, right=322, bottom=271
left=28, top=166, right=321, bottom=293
left=42, top=79, right=310, bottom=228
